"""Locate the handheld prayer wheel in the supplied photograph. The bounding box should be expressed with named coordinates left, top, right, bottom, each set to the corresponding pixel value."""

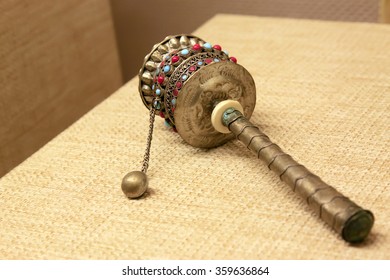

left=122, top=34, right=374, bottom=243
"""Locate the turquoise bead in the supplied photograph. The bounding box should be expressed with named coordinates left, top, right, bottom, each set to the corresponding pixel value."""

left=182, top=74, right=188, bottom=80
left=181, top=49, right=189, bottom=55
left=153, top=100, right=161, bottom=110
left=204, top=42, right=212, bottom=49
left=155, top=89, right=161, bottom=96
left=214, top=58, right=220, bottom=62
left=171, top=98, right=176, bottom=105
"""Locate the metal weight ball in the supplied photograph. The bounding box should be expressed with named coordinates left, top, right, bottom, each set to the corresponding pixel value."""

left=121, top=171, right=148, bottom=199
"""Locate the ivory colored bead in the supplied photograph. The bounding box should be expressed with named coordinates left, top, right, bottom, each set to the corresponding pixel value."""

left=211, top=100, right=244, bottom=133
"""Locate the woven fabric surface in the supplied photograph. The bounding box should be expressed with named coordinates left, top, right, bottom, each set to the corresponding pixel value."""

left=0, top=15, right=389, bottom=259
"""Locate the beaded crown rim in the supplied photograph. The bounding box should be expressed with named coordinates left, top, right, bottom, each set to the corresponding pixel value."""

left=138, top=34, right=237, bottom=129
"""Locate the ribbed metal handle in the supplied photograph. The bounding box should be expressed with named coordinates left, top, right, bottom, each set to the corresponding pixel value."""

left=222, top=109, right=374, bottom=243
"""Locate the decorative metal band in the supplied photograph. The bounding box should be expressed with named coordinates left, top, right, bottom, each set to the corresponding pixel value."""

left=162, top=52, right=229, bottom=124
left=138, top=34, right=236, bottom=129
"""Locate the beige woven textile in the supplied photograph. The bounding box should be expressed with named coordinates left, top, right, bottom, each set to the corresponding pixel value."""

left=1, top=15, right=389, bottom=259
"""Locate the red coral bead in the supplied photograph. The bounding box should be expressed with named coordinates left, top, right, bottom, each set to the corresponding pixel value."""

left=213, top=44, right=222, bottom=51
left=171, top=55, right=180, bottom=63
left=192, top=43, right=201, bottom=51
left=230, top=57, right=237, bottom=63
left=157, top=76, right=165, bottom=84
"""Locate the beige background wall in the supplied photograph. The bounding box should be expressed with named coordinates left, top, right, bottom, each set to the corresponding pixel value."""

left=110, top=0, right=380, bottom=82
left=0, top=0, right=121, bottom=176
left=381, top=0, right=390, bottom=22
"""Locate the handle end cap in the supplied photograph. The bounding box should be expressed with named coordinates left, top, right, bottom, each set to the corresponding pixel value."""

left=342, top=210, right=374, bottom=243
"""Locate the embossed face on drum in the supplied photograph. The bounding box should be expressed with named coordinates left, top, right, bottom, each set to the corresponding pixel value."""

left=174, top=62, right=256, bottom=148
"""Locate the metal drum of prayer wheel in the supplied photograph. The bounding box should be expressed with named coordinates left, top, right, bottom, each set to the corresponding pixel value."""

left=122, top=34, right=374, bottom=243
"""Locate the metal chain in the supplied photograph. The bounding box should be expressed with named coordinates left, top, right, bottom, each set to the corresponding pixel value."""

left=141, top=106, right=156, bottom=173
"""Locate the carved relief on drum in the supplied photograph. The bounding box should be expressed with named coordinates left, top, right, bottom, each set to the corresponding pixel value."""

left=175, top=62, right=256, bottom=148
